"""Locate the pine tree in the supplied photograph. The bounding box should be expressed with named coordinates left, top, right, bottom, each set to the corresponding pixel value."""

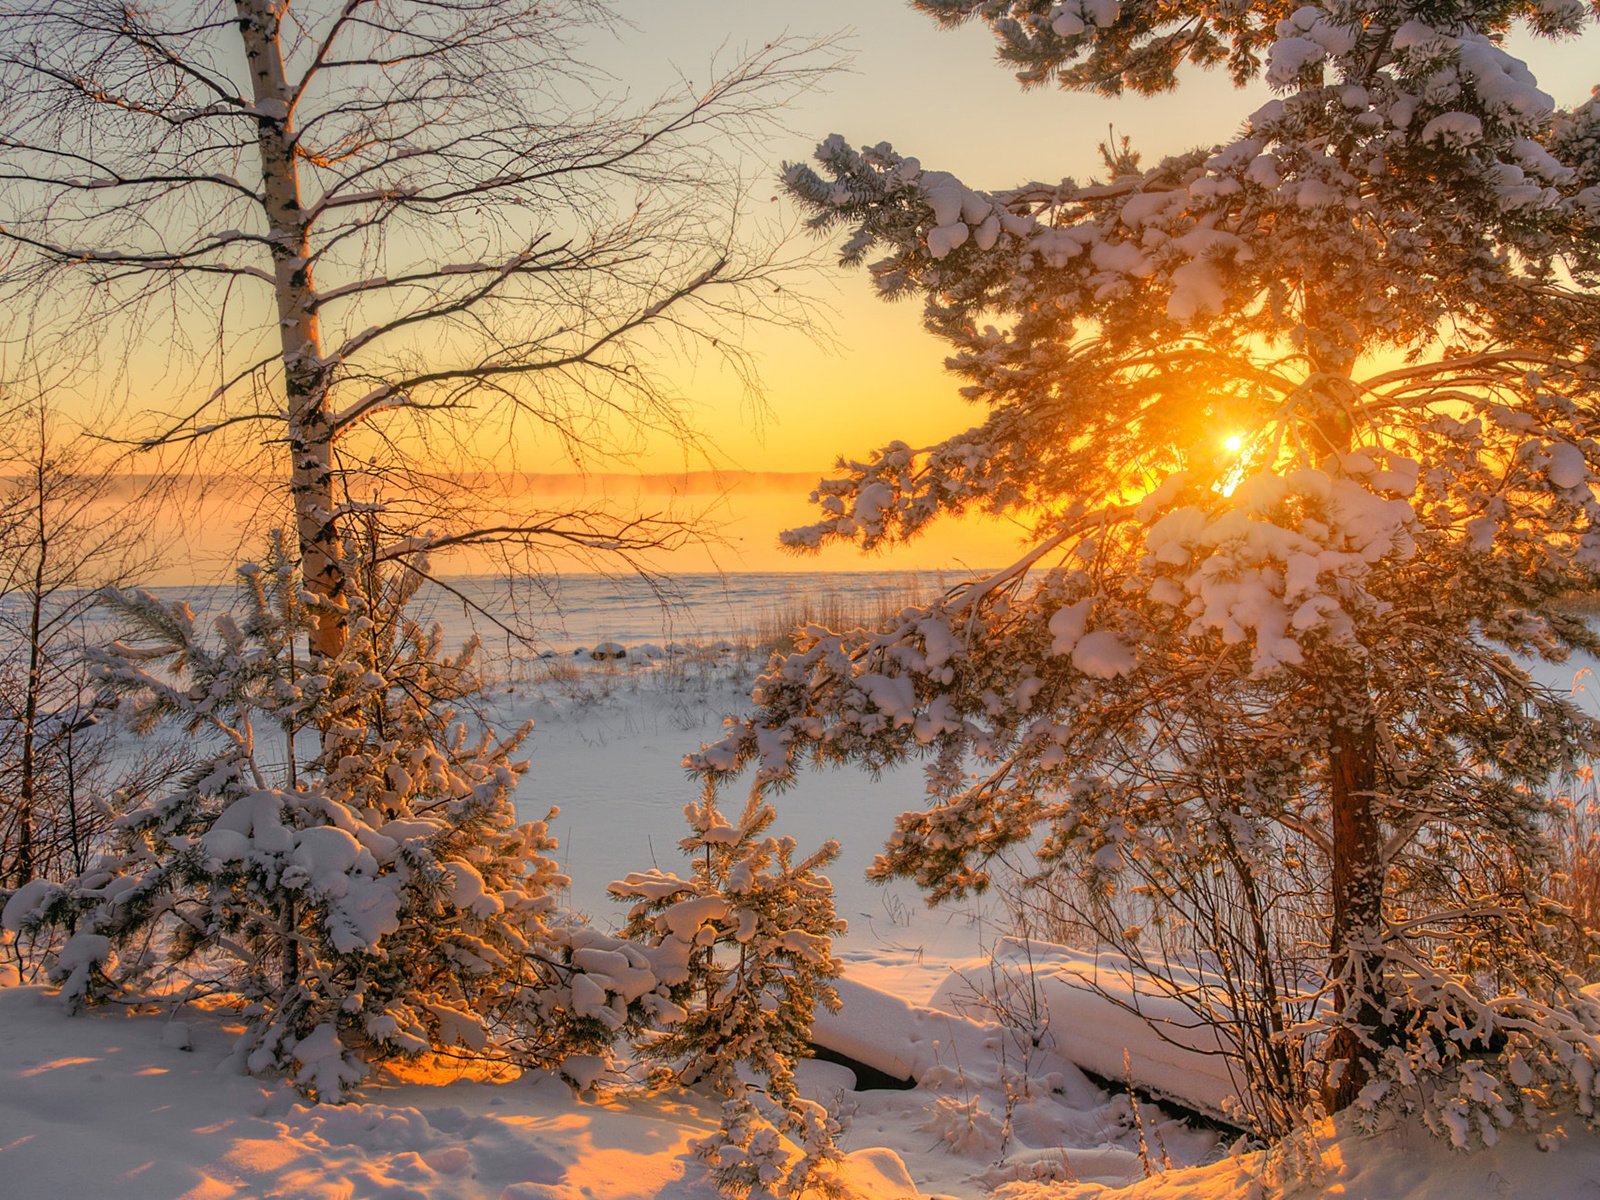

left=695, top=0, right=1600, bottom=1140
left=610, top=782, right=847, bottom=1198
left=2, top=537, right=612, bottom=1098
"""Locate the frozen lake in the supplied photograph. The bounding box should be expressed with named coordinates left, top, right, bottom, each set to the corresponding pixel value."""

left=63, top=568, right=978, bottom=657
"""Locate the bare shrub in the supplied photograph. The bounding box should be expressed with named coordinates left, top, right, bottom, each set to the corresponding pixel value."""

left=744, top=575, right=939, bottom=655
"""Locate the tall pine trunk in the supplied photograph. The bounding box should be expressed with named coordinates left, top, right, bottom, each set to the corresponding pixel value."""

left=1324, top=706, right=1385, bottom=1109
left=237, top=0, right=345, bottom=661
left=1311, top=371, right=1389, bottom=1111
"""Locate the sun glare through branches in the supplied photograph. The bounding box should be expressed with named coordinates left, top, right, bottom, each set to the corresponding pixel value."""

left=3, top=1, right=1600, bottom=1197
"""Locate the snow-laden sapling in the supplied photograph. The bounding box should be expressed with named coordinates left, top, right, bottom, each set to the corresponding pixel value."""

left=611, top=782, right=848, bottom=1198
left=2, top=540, right=611, bottom=1098
left=693, top=0, right=1600, bottom=1147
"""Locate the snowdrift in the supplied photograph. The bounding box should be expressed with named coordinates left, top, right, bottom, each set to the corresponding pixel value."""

left=815, top=939, right=1241, bottom=1122
left=929, top=939, right=1244, bottom=1121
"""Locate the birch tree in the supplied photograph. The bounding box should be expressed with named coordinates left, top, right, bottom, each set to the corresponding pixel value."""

left=696, top=0, right=1600, bottom=1135
left=0, top=1, right=824, bottom=658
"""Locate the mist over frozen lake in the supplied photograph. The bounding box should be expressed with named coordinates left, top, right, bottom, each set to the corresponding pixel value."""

left=85, top=569, right=976, bottom=655
left=414, top=569, right=974, bottom=653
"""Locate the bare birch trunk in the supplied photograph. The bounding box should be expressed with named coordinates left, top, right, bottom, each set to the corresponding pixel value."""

left=237, top=0, right=344, bottom=660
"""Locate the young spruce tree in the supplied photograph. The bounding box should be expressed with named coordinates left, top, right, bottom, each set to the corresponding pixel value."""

left=2, top=537, right=612, bottom=1098
left=694, top=0, right=1600, bottom=1142
left=611, top=782, right=847, bottom=1198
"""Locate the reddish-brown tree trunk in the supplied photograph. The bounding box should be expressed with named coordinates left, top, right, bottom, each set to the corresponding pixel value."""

left=1307, top=355, right=1390, bottom=1111
left=1324, top=708, right=1385, bottom=1110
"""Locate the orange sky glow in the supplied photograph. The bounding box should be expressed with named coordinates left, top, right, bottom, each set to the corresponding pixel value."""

left=56, top=3, right=1600, bottom=579
left=514, top=2, right=1599, bottom=563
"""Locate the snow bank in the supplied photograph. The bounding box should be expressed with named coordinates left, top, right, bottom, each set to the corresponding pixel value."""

left=812, top=975, right=1009, bottom=1084
left=931, top=939, right=1243, bottom=1120
left=993, top=1115, right=1600, bottom=1199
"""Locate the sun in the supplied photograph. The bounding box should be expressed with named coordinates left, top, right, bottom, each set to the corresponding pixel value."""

left=1215, top=431, right=1250, bottom=496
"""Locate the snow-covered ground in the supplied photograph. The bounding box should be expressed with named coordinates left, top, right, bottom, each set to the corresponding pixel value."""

left=6, top=593, right=1600, bottom=1198
left=6, top=958, right=1600, bottom=1200
left=0, top=979, right=925, bottom=1200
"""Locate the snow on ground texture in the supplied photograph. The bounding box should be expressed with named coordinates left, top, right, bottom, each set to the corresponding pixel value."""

left=10, top=646, right=1600, bottom=1197
left=0, top=985, right=917, bottom=1200
left=994, top=1115, right=1600, bottom=1200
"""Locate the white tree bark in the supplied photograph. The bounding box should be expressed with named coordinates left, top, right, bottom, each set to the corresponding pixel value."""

left=238, top=0, right=342, bottom=657
left=232, top=0, right=340, bottom=659
left=0, top=1, right=830, bottom=662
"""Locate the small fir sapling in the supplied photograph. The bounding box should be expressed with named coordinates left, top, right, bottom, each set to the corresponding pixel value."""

left=610, top=781, right=848, bottom=1198
left=693, top=0, right=1600, bottom=1145
left=2, top=537, right=614, bottom=1098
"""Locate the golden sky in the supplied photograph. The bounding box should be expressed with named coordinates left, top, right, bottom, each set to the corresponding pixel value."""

left=581, top=3, right=1600, bottom=481
left=510, top=3, right=1598, bottom=569
left=55, top=4, right=1600, bottom=578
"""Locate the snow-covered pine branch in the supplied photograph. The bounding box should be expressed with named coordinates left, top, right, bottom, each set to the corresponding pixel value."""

left=3, top=537, right=619, bottom=1099
left=733, top=0, right=1600, bottom=1140
left=611, top=782, right=847, bottom=1199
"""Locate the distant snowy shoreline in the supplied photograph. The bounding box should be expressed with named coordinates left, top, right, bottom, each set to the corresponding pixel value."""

left=64, top=569, right=984, bottom=656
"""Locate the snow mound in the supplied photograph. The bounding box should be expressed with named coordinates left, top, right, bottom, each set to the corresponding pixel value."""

left=931, top=939, right=1242, bottom=1120
left=812, top=975, right=1012, bottom=1084
left=993, top=1115, right=1600, bottom=1199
